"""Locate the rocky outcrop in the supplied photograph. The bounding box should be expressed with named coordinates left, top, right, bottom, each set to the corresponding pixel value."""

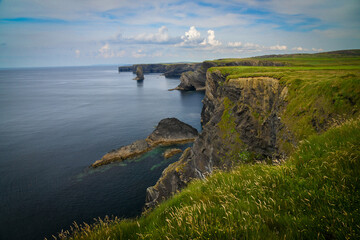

left=146, top=118, right=198, bottom=146
left=133, top=66, right=144, bottom=81
left=163, top=63, right=201, bottom=78
left=174, top=60, right=285, bottom=91
left=145, top=69, right=291, bottom=208
left=92, top=118, right=198, bottom=168
left=163, top=148, right=182, bottom=159
left=92, top=140, right=150, bottom=167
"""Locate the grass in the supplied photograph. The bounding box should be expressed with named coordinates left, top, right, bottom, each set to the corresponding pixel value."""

left=55, top=118, right=360, bottom=240
left=207, top=50, right=360, bottom=67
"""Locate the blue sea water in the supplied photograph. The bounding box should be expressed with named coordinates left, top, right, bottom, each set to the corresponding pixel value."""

left=0, top=66, right=204, bottom=240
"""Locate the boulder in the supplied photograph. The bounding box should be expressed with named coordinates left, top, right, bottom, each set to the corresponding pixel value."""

left=146, top=118, right=198, bottom=146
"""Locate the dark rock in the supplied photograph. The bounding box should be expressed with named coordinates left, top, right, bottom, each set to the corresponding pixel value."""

left=146, top=118, right=198, bottom=145
left=118, top=66, right=133, bottom=72
left=92, top=118, right=198, bottom=167
left=133, top=66, right=144, bottom=81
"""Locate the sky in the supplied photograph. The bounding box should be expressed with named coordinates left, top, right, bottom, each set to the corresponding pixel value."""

left=0, top=0, right=359, bottom=68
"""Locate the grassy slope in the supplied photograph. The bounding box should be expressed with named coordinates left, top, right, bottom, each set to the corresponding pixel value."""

left=56, top=52, right=360, bottom=239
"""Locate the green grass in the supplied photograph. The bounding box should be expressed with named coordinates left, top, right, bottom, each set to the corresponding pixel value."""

left=55, top=118, right=360, bottom=240
left=207, top=50, right=360, bottom=67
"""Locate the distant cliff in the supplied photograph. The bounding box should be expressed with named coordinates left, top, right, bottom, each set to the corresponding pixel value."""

left=118, top=63, right=201, bottom=78
left=174, top=59, right=285, bottom=91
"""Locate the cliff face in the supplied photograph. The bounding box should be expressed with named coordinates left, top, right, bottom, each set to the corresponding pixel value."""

left=176, top=60, right=285, bottom=91
left=145, top=69, right=290, bottom=207
left=118, top=63, right=201, bottom=78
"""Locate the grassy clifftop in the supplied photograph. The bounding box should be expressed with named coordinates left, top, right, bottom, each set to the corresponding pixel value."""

left=56, top=52, right=360, bottom=239
left=209, top=54, right=360, bottom=153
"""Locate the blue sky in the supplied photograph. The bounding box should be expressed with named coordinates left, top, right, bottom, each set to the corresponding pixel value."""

left=0, top=0, right=359, bottom=67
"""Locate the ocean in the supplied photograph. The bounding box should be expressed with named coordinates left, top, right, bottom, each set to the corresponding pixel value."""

left=0, top=66, right=204, bottom=240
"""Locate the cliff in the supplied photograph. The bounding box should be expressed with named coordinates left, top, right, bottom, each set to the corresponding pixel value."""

left=146, top=53, right=360, bottom=208
left=118, top=63, right=201, bottom=78
left=145, top=70, right=289, bottom=207
left=174, top=59, right=285, bottom=91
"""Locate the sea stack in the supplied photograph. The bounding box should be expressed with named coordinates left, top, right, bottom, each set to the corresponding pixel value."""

left=133, top=66, right=144, bottom=80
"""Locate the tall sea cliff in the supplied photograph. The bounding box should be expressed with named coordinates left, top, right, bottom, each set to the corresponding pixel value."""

left=145, top=50, right=360, bottom=207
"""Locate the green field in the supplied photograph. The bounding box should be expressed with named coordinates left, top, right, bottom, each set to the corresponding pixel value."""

left=56, top=51, right=360, bottom=240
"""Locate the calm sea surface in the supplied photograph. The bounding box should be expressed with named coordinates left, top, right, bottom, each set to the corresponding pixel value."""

left=0, top=66, right=204, bottom=240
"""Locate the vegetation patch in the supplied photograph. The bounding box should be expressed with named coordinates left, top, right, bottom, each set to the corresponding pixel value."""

left=217, top=97, right=250, bottom=164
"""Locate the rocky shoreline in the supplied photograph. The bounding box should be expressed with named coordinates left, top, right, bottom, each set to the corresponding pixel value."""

left=92, top=118, right=198, bottom=168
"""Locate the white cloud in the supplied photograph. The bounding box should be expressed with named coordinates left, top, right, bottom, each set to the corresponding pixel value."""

left=244, top=42, right=262, bottom=49
left=228, top=41, right=242, bottom=47
left=132, top=49, right=146, bottom=58
left=292, top=46, right=304, bottom=51
left=98, top=43, right=125, bottom=58
left=114, top=26, right=181, bottom=45
left=201, top=30, right=222, bottom=47
left=75, top=49, right=80, bottom=57
left=132, top=26, right=170, bottom=43
left=178, top=26, right=222, bottom=48
left=270, top=44, right=287, bottom=50
left=312, top=47, right=324, bottom=52
left=179, top=26, right=202, bottom=46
